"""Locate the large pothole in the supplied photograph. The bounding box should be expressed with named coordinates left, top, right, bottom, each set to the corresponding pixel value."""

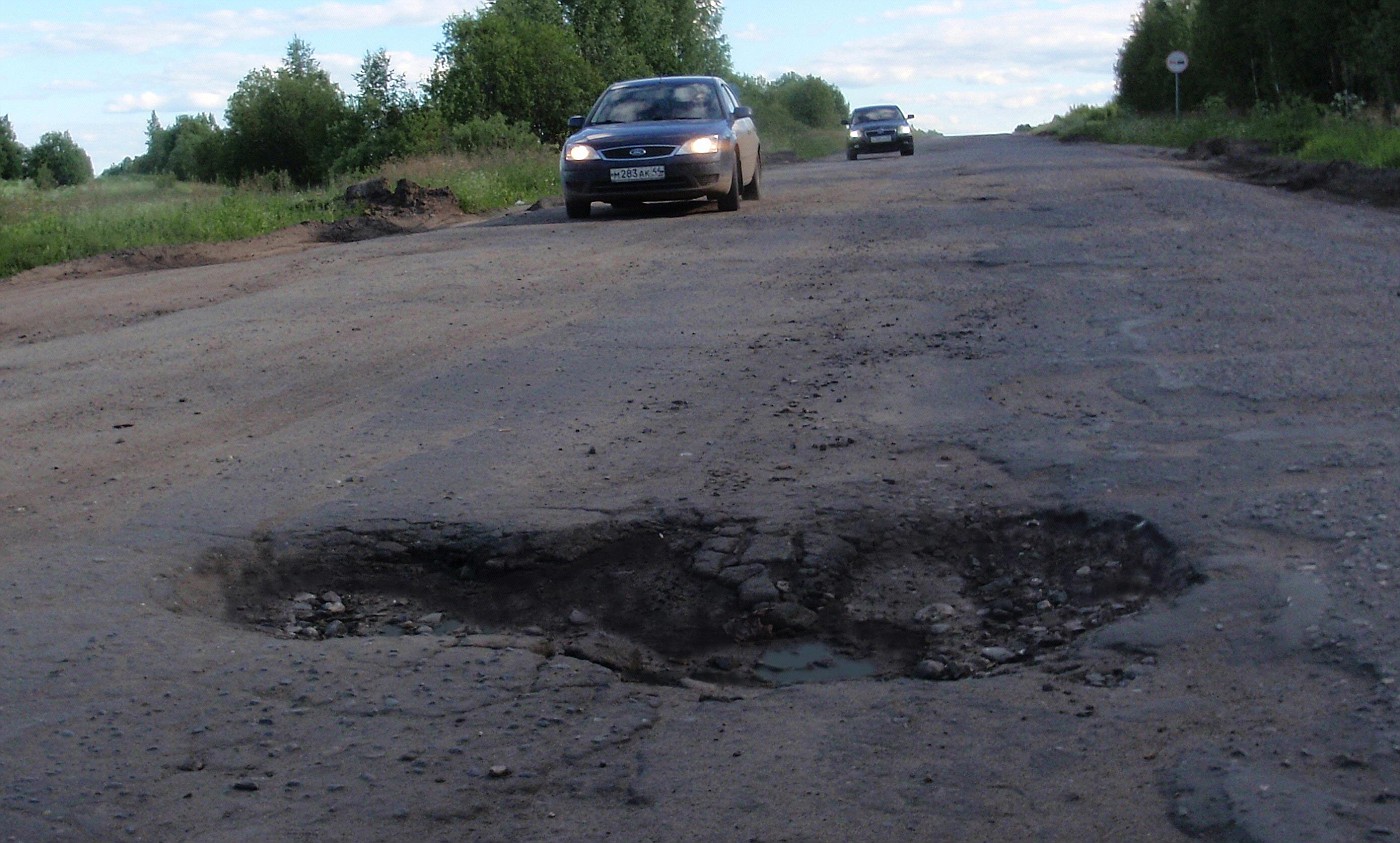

left=213, top=508, right=1197, bottom=686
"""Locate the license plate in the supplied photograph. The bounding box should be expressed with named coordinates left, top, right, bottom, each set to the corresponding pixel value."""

left=610, top=166, right=665, bottom=183
left=869, top=134, right=894, bottom=144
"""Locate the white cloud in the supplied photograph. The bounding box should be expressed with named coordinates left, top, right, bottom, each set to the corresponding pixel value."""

left=883, top=1, right=966, bottom=20
left=106, top=91, right=167, bottom=113
left=10, top=1, right=485, bottom=57
left=811, top=0, right=1135, bottom=92
left=731, top=23, right=769, bottom=43
left=40, top=79, right=102, bottom=93
left=387, top=50, right=436, bottom=86
left=291, top=0, right=483, bottom=31
left=190, top=91, right=228, bottom=109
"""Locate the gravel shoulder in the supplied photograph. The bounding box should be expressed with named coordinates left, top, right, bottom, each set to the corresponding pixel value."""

left=2, top=135, right=1398, bottom=842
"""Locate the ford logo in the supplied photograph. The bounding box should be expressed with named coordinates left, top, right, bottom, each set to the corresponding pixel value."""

left=628, top=147, right=648, bottom=156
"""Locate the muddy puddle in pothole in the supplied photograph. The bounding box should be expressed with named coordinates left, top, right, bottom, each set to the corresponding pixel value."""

left=203, top=508, right=1198, bottom=686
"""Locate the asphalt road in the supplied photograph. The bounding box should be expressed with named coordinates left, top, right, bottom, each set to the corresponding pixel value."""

left=3, top=134, right=1399, bottom=842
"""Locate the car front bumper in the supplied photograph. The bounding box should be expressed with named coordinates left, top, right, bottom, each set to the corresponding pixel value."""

left=561, top=152, right=734, bottom=204
left=849, top=133, right=914, bottom=154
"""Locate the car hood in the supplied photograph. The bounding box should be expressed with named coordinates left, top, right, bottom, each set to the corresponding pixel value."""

left=568, top=119, right=733, bottom=147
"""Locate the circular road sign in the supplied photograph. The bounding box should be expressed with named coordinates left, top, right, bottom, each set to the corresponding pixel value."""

left=1166, top=51, right=1189, bottom=74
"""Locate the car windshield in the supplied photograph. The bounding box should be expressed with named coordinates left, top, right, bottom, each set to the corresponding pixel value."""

left=590, top=81, right=723, bottom=124
left=852, top=106, right=904, bottom=123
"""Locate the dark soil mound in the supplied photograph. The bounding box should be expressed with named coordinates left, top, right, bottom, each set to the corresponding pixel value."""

left=1184, top=137, right=1400, bottom=206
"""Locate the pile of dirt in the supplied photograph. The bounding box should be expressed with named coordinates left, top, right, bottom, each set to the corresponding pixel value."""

left=1184, top=137, right=1400, bottom=206
left=323, top=178, right=468, bottom=242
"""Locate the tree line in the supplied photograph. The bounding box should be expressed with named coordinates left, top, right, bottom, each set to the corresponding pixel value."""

left=3, top=0, right=849, bottom=189
left=1, top=117, right=93, bottom=187
left=1117, top=0, right=1400, bottom=115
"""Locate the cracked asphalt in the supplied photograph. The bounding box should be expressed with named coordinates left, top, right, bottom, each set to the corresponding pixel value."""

left=2, top=135, right=1399, bottom=842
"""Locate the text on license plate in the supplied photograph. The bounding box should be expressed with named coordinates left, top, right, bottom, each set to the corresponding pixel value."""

left=610, top=165, right=666, bottom=183
left=869, top=134, right=894, bottom=143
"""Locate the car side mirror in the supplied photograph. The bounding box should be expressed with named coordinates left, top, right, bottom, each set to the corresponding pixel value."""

left=906, top=114, right=915, bottom=120
left=567, top=115, right=585, bottom=130
left=731, top=106, right=753, bottom=120
left=841, top=119, right=851, bottom=127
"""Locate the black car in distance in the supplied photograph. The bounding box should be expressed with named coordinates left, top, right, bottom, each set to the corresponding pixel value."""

left=559, top=76, right=762, bottom=219
left=844, top=105, right=915, bottom=160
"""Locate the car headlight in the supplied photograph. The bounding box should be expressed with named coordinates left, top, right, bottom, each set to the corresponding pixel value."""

left=678, top=135, right=722, bottom=155
left=564, top=143, right=599, bottom=162
left=848, top=129, right=861, bottom=139
left=897, top=124, right=913, bottom=135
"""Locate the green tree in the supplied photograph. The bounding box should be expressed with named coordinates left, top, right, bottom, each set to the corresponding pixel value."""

left=770, top=72, right=848, bottom=127
left=429, top=0, right=601, bottom=142
left=428, top=0, right=733, bottom=142
left=165, top=114, right=222, bottom=181
left=139, top=111, right=175, bottom=174
left=335, top=48, right=423, bottom=172
left=1360, top=0, right=1400, bottom=110
left=0, top=115, right=25, bottom=180
left=137, top=112, right=221, bottom=180
left=222, top=36, right=351, bottom=185
left=24, top=130, right=93, bottom=186
left=664, top=0, right=731, bottom=76
left=1116, top=0, right=1195, bottom=112
left=560, top=0, right=731, bottom=80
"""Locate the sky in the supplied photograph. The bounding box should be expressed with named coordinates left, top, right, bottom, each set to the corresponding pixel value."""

left=0, top=0, right=1139, bottom=172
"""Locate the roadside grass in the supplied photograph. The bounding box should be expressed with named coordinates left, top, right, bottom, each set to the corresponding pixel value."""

left=1037, top=99, right=1400, bottom=169
left=358, top=148, right=559, bottom=214
left=1, top=128, right=847, bottom=280
left=1297, top=120, right=1400, bottom=168
left=0, top=149, right=560, bottom=279
left=0, top=179, right=344, bottom=279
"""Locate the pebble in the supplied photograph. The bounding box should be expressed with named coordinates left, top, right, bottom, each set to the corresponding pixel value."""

left=981, top=646, right=1016, bottom=664
left=914, top=659, right=949, bottom=680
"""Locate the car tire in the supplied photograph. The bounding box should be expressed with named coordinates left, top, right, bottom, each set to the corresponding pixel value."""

left=901, top=147, right=914, bottom=156
left=565, top=199, right=592, bottom=219
left=741, top=152, right=762, bottom=201
left=847, top=149, right=858, bottom=161
left=717, top=161, right=741, bottom=212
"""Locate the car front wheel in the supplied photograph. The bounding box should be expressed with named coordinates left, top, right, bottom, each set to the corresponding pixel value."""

left=717, top=161, right=741, bottom=212
left=847, top=148, right=858, bottom=161
left=741, top=153, right=762, bottom=201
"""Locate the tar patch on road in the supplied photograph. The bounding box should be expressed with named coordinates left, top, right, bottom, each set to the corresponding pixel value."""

left=205, top=508, right=1199, bottom=686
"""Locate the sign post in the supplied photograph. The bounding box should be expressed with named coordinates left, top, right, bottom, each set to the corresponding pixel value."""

left=1166, top=51, right=1189, bottom=120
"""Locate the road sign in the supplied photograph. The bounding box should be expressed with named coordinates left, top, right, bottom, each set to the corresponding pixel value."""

left=1166, top=51, right=1189, bottom=120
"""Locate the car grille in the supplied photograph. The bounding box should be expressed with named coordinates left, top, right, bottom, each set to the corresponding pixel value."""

left=600, top=145, right=676, bottom=161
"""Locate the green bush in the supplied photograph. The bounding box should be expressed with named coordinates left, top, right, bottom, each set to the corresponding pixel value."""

left=24, top=131, right=93, bottom=186
left=735, top=74, right=850, bottom=160
left=450, top=115, right=544, bottom=155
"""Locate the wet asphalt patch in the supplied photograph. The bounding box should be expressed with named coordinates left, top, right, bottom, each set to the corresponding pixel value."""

left=215, top=508, right=1198, bottom=686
